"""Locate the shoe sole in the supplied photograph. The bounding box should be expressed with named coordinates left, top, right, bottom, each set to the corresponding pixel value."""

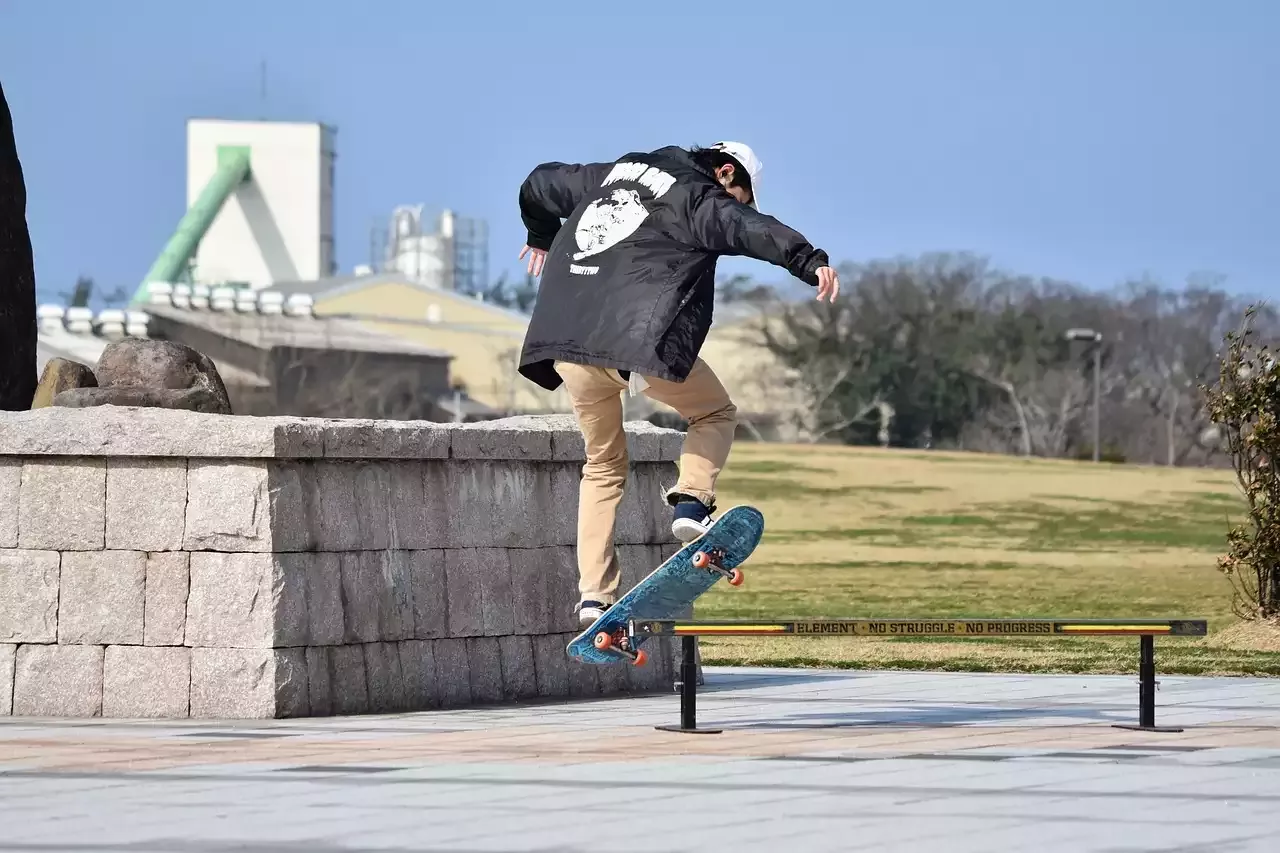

left=578, top=610, right=607, bottom=629
left=672, top=518, right=710, bottom=542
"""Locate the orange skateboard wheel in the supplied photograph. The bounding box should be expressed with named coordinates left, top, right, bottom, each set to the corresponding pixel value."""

left=593, top=631, right=613, bottom=650
left=728, top=568, right=744, bottom=586
left=634, top=649, right=649, bottom=667
left=692, top=551, right=710, bottom=569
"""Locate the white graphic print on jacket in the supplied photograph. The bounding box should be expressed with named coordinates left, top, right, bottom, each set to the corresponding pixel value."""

left=569, top=161, right=676, bottom=276
left=573, top=188, right=647, bottom=261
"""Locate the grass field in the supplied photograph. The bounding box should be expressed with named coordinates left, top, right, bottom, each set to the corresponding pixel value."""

left=695, top=443, right=1280, bottom=676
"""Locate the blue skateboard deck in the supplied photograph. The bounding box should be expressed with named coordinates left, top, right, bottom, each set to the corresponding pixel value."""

left=566, top=504, right=765, bottom=665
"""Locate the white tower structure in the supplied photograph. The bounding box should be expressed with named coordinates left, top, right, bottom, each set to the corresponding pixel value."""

left=185, top=118, right=336, bottom=289
left=386, top=205, right=456, bottom=290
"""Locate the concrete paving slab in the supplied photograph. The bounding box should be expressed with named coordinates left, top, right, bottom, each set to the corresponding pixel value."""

left=3, top=666, right=1280, bottom=850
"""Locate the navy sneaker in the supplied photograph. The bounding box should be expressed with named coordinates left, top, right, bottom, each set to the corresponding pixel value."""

left=576, top=600, right=610, bottom=629
left=671, top=496, right=715, bottom=543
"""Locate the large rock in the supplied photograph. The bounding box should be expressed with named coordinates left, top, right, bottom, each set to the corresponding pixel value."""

left=30, top=358, right=97, bottom=409
left=54, top=385, right=229, bottom=413
left=0, top=81, right=36, bottom=412
left=54, top=339, right=233, bottom=414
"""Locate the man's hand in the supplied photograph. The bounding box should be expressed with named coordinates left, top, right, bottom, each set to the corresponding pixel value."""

left=519, top=245, right=548, bottom=277
left=815, top=266, right=840, bottom=302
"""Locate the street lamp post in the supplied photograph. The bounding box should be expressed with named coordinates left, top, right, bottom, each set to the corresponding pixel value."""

left=1066, top=328, right=1103, bottom=463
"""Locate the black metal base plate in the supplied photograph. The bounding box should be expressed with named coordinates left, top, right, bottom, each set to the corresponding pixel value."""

left=1112, top=724, right=1185, bottom=733
left=655, top=725, right=723, bottom=735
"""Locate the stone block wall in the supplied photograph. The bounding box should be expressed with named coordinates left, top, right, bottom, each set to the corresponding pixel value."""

left=0, top=408, right=689, bottom=718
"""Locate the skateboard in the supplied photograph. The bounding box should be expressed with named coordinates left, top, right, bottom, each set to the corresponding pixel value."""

left=566, top=504, right=765, bottom=666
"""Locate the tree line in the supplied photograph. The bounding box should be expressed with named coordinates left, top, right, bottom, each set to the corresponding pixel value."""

left=730, top=252, right=1275, bottom=467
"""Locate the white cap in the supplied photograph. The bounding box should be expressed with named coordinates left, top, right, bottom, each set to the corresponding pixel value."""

left=711, top=141, right=762, bottom=211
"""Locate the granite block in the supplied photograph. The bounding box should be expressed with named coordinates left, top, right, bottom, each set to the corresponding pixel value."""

left=103, top=646, right=191, bottom=718
left=0, top=459, right=19, bottom=548
left=13, top=644, right=104, bottom=717
left=0, top=550, right=59, bottom=643
left=58, top=550, right=145, bottom=645
left=434, top=638, right=471, bottom=707
left=18, top=458, right=106, bottom=550
left=189, top=647, right=307, bottom=719
left=143, top=551, right=189, bottom=646
left=105, top=459, right=187, bottom=551
left=466, top=636, right=503, bottom=703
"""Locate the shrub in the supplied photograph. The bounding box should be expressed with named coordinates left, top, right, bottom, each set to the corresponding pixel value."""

left=1202, top=306, right=1280, bottom=620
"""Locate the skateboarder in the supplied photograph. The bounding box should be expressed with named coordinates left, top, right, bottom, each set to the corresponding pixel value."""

left=515, top=141, right=839, bottom=627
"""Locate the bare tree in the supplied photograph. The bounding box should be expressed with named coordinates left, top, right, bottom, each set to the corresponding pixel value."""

left=747, top=287, right=891, bottom=443
left=1116, top=279, right=1270, bottom=466
left=655, top=254, right=1269, bottom=465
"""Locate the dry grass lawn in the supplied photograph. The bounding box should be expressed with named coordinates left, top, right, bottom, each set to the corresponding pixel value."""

left=694, top=443, right=1280, bottom=676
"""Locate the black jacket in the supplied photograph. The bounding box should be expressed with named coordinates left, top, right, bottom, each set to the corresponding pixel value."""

left=516, top=145, right=829, bottom=391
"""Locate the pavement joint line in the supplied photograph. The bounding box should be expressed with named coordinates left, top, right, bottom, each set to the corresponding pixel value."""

left=4, top=767, right=1280, bottom=803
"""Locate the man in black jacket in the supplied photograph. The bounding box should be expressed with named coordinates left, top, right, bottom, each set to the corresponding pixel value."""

left=516, top=141, right=839, bottom=627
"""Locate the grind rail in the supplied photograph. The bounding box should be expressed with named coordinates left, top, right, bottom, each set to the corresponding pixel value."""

left=629, top=618, right=1209, bottom=734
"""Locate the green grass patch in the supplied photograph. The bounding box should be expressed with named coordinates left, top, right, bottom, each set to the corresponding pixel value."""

left=764, top=527, right=923, bottom=547
left=700, top=639, right=1280, bottom=677
left=718, top=473, right=947, bottom=503
left=691, top=445, right=1280, bottom=676
left=717, top=476, right=853, bottom=502
left=888, top=452, right=1064, bottom=466
left=1031, top=494, right=1112, bottom=503
left=697, top=559, right=1233, bottom=624
left=765, top=496, right=1244, bottom=552
left=730, top=460, right=829, bottom=475
left=901, top=514, right=996, bottom=527
left=1191, top=491, right=1244, bottom=506
left=854, top=484, right=948, bottom=495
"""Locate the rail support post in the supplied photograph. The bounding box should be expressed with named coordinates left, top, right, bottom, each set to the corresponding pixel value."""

left=1112, top=635, right=1183, bottom=733
left=656, top=635, right=721, bottom=735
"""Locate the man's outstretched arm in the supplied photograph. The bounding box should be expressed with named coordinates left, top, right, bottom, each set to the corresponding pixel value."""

left=688, top=190, right=839, bottom=300
left=518, top=161, right=613, bottom=251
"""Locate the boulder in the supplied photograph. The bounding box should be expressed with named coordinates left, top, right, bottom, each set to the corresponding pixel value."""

left=53, top=339, right=234, bottom=415
left=53, top=385, right=231, bottom=414
left=31, top=358, right=97, bottom=409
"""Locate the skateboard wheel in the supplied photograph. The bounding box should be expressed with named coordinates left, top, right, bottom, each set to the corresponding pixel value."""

left=593, top=631, right=613, bottom=650
left=692, top=551, right=710, bottom=569
left=728, top=568, right=744, bottom=586
left=633, top=649, right=649, bottom=667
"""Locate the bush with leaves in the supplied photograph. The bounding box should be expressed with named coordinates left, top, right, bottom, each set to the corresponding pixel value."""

left=1202, top=306, right=1280, bottom=621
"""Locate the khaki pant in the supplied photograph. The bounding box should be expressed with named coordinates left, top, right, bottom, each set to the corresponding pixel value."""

left=554, top=359, right=738, bottom=604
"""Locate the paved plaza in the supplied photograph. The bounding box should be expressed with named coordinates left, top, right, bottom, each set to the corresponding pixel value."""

left=3, top=666, right=1280, bottom=852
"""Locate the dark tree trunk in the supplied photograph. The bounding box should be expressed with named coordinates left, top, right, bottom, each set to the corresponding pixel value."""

left=0, top=79, right=37, bottom=411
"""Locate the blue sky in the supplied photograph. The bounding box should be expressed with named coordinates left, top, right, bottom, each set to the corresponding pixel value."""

left=2, top=0, right=1277, bottom=305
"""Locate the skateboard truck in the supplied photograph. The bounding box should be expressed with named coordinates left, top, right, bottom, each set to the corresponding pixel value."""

left=691, top=547, right=744, bottom=586
left=591, top=628, right=649, bottom=667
